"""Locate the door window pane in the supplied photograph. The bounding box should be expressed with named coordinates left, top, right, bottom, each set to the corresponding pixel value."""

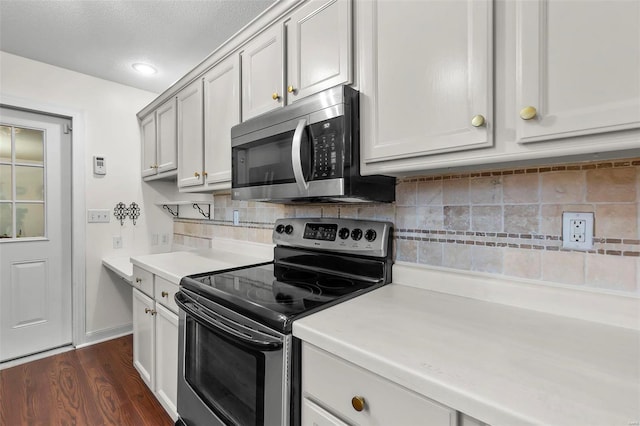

left=15, top=128, right=44, bottom=165
left=15, top=166, right=44, bottom=201
left=0, top=126, right=10, bottom=162
left=15, top=203, right=44, bottom=238
left=0, top=165, right=11, bottom=200
left=0, top=203, right=12, bottom=238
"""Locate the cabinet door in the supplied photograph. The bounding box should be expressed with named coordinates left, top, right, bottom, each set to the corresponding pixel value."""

left=515, top=0, right=640, bottom=143
left=241, top=25, right=284, bottom=121
left=154, top=303, right=179, bottom=421
left=140, top=113, right=157, bottom=177
left=286, top=0, right=352, bottom=103
left=156, top=98, right=178, bottom=173
left=203, top=54, right=240, bottom=189
left=133, top=288, right=155, bottom=391
left=359, top=0, right=493, bottom=169
left=177, top=80, right=204, bottom=188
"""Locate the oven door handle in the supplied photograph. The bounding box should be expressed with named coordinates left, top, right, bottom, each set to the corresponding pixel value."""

left=291, top=118, right=309, bottom=192
left=175, top=292, right=283, bottom=351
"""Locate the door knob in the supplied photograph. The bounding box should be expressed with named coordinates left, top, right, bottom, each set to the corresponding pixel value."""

left=471, top=114, right=485, bottom=127
left=519, top=106, right=537, bottom=120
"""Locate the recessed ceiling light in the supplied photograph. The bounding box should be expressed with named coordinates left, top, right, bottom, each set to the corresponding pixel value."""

left=132, top=63, right=157, bottom=75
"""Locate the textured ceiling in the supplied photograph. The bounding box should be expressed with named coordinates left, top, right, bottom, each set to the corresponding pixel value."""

left=0, top=0, right=276, bottom=93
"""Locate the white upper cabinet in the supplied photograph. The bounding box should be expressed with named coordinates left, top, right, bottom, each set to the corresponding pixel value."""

left=286, top=0, right=352, bottom=102
left=140, top=98, right=177, bottom=180
left=177, top=79, right=204, bottom=188
left=359, top=0, right=493, bottom=171
left=203, top=54, right=240, bottom=190
left=140, top=113, right=157, bottom=178
left=241, top=25, right=285, bottom=121
left=241, top=0, right=353, bottom=121
left=156, top=99, right=178, bottom=173
left=515, top=0, right=640, bottom=144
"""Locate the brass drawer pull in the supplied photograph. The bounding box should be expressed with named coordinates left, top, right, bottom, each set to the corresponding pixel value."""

left=161, top=291, right=169, bottom=298
left=351, top=396, right=365, bottom=412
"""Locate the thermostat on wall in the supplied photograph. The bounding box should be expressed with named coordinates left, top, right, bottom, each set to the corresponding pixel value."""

left=93, top=156, right=106, bottom=175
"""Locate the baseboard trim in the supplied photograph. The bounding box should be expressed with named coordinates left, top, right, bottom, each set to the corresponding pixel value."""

left=77, top=324, right=133, bottom=349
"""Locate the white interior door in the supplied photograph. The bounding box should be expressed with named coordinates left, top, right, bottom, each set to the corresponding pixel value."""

left=0, top=106, right=72, bottom=362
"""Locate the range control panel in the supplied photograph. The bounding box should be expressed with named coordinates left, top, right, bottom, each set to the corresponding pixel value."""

left=273, top=218, right=393, bottom=258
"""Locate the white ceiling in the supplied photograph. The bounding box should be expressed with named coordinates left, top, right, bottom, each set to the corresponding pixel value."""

left=0, top=0, right=276, bottom=94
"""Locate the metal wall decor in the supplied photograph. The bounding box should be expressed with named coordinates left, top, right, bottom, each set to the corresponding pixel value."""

left=114, top=202, right=128, bottom=226
left=129, top=202, right=141, bottom=225
left=113, top=202, right=142, bottom=225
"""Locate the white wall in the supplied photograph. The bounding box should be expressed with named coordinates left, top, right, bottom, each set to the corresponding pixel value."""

left=0, top=51, right=182, bottom=343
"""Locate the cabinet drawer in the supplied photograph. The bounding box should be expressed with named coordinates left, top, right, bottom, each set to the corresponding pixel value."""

left=302, top=398, right=350, bottom=426
left=302, top=343, right=456, bottom=426
left=132, top=265, right=154, bottom=296
left=154, top=275, right=178, bottom=313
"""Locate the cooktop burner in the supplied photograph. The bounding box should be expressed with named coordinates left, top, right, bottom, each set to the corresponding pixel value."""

left=180, top=218, right=394, bottom=332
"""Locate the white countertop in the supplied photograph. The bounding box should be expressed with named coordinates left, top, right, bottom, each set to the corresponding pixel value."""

left=102, top=255, right=133, bottom=283
left=129, top=239, right=273, bottom=285
left=293, top=280, right=640, bottom=425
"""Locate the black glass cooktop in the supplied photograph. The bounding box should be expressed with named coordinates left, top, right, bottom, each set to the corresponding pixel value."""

left=180, top=262, right=384, bottom=333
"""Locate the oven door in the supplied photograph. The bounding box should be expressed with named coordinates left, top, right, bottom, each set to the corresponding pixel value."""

left=175, top=290, right=290, bottom=426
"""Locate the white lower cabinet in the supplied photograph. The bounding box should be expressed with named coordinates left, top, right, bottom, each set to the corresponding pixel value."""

left=132, top=266, right=179, bottom=421
left=154, top=303, right=179, bottom=419
left=301, top=343, right=457, bottom=426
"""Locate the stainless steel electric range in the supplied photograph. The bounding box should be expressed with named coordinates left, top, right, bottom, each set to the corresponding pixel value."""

left=175, top=217, right=394, bottom=426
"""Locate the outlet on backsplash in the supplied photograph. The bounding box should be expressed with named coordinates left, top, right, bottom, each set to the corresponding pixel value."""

left=562, top=212, right=594, bottom=251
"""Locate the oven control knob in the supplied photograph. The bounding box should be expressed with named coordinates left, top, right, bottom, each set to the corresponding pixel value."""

left=275, top=224, right=285, bottom=234
left=284, top=224, right=294, bottom=235
left=365, top=229, right=377, bottom=242
left=338, top=227, right=350, bottom=240
left=351, top=228, right=363, bottom=241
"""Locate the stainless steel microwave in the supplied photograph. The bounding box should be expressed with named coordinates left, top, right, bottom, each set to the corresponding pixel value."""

left=231, top=85, right=395, bottom=203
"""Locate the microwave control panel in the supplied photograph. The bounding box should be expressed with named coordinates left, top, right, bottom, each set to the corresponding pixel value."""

left=310, top=117, right=344, bottom=180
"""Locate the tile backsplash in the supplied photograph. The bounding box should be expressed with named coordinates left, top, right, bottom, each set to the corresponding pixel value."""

left=174, top=158, right=640, bottom=295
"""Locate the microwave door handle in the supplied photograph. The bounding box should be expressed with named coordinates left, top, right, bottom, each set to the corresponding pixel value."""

left=291, top=118, right=309, bottom=192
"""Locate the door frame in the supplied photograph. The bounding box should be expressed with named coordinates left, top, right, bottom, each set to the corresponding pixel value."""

left=0, top=94, right=86, bottom=349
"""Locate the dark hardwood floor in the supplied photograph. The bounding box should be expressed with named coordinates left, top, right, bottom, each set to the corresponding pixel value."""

left=0, top=335, right=173, bottom=426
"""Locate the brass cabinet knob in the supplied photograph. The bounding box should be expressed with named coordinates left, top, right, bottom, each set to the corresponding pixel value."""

left=194, top=172, right=200, bottom=178
left=144, top=307, right=151, bottom=314
left=151, top=309, right=157, bottom=316
left=519, top=106, right=537, bottom=120
left=161, top=291, right=169, bottom=298
left=351, top=396, right=365, bottom=412
left=471, top=114, right=486, bottom=127
left=203, top=171, right=208, bottom=177
left=136, top=277, right=142, bottom=283
left=287, top=85, right=296, bottom=94
left=272, top=92, right=280, bottom=101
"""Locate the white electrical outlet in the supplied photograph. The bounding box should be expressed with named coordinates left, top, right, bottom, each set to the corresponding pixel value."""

left=113, top=236, right=122, bottom=249
left=87, top=209, right=110, bottom=223
left=562, top=212, right=594, bottom=250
